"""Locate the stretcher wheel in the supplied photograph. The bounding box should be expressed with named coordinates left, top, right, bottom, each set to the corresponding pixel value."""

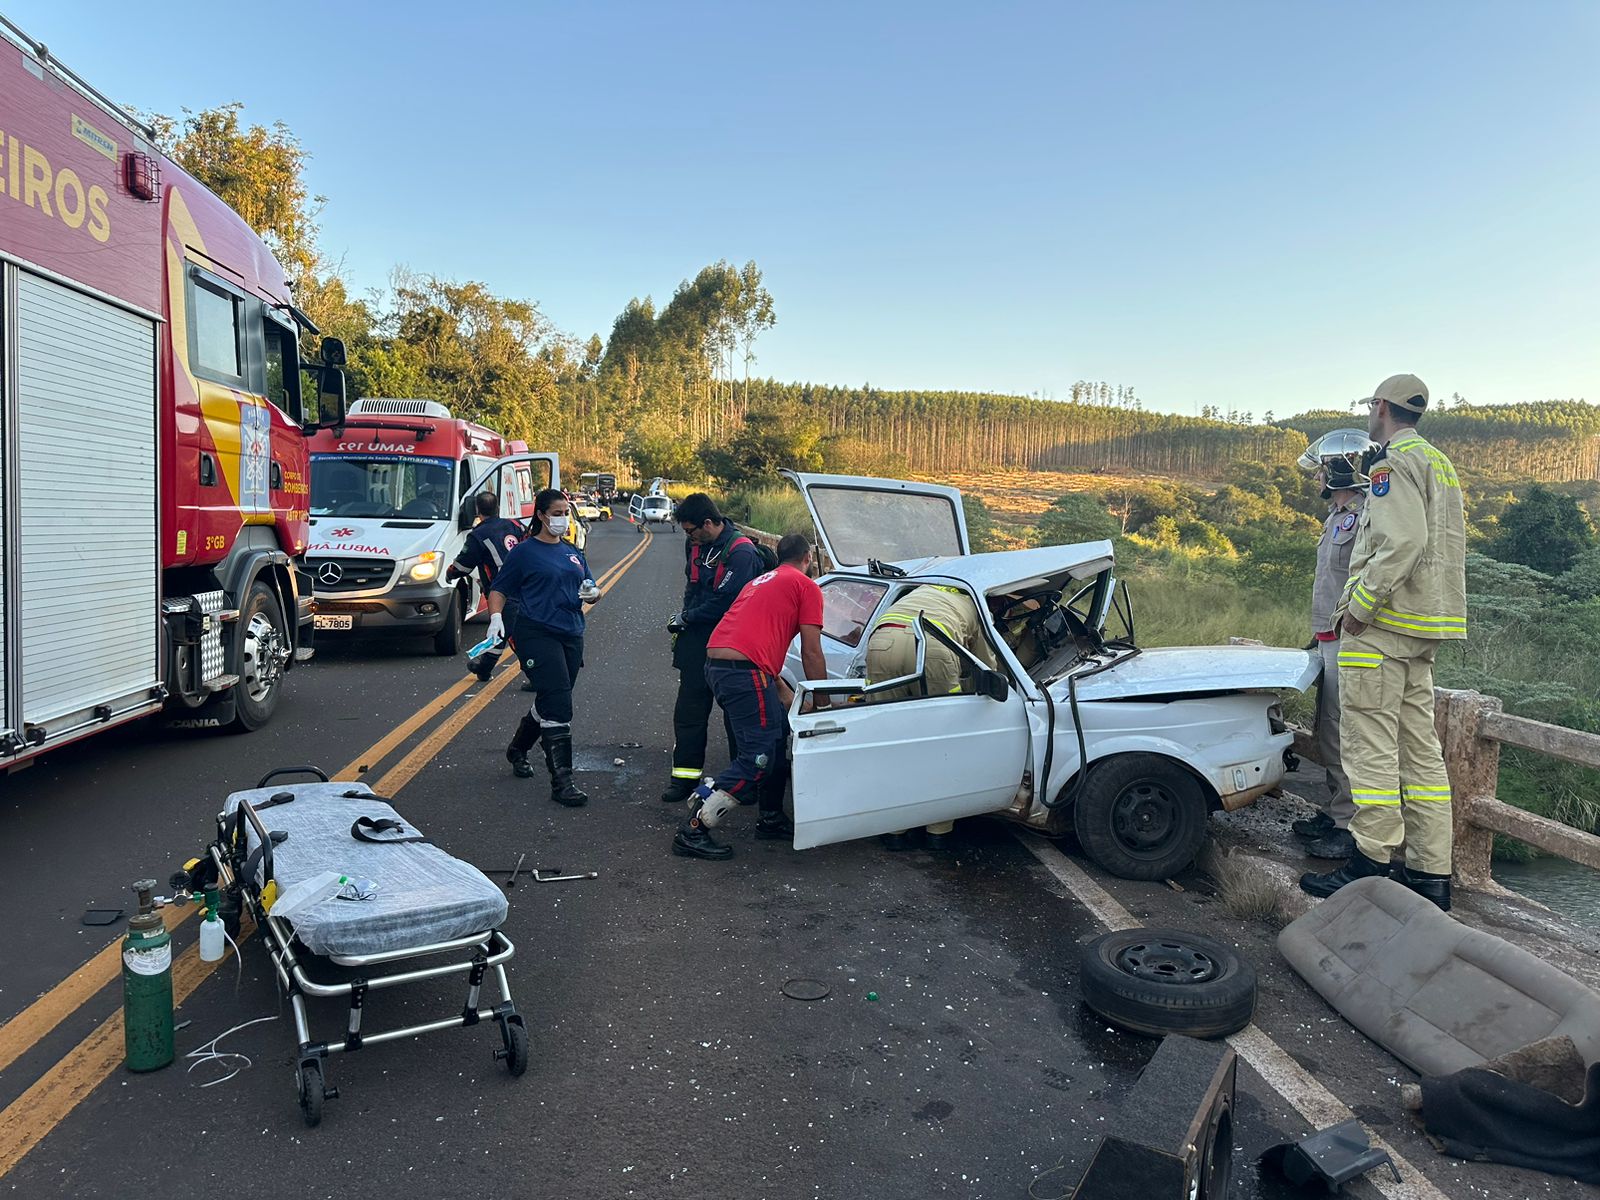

left=298, top=1061, right=325, bottom=1127
left=501, top=1020, right=528, bottom=1077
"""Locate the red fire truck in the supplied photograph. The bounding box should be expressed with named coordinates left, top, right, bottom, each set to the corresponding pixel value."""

left=0, top=20, right=348, bottom=767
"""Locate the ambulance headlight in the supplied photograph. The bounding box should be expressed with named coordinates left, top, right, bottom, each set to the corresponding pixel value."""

left=401, top=551, right=443, bottom=582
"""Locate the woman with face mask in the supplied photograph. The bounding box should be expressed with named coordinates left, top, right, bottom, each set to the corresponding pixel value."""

left=485, top=488, right=600, bottom=804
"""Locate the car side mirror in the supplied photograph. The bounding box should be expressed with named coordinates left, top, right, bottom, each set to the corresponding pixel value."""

left=457, top=497, right=475, bottom=531
left=974, top=668, right=1010, bottom=703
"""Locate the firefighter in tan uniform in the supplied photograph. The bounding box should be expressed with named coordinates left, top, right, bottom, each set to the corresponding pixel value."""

left=1301, top=374, right=1467, bottom=911
left=865, top=583, right=998, bottom=848
left=865, top=584, right=997, bottom=702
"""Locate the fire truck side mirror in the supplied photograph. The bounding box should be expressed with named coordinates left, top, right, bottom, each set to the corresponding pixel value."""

left=302, top=359, right=347, bottom=432
left=320, top=337, right=348, bottom=367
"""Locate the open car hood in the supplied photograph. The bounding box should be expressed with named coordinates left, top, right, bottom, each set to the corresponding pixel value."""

left=1067, top=645, right=1320, bottom=701
left=783, top=471, right=969, bottom=569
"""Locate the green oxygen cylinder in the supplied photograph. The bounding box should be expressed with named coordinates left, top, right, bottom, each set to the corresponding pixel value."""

left=122, top=879, right=174, bottom=1072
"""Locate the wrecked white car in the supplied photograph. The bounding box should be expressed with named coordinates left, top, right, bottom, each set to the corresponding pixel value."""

left=779, top=472, right=1319, bottom=880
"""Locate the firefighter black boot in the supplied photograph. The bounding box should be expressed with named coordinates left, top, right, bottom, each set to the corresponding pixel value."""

left=661, top=777, right=699, bottom=804
left=754, top=798, right=793, bottom=841
left=541, top=728, right=588, bottom=807
left=505, top=714, right=540, bottom=779
left=1299, top=849, right=1388, bottom=898
left=1398, top=865, right=1453, bottom=911
left=673, top=789, right=734, bottom=860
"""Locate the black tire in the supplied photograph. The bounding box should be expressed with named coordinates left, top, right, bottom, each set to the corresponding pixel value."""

left=1073, top=753, right=1208, bottom=880
left=433, top=588, right=464, bottom=656
left=298, top=1061, right=324, bottom=1127
left=229, top=581, right=288, bottom=733
left=1079, top=927, right=1257, bottom=1039
left=503, top=1019, right=528, bottom=1077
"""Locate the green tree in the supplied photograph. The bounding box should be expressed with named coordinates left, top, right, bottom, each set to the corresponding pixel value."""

left=1034, top=494, right=1119, bottom=547
left=701, top=404, right=825, bottom=486
left=1487, top=484, right=1597, bottom=575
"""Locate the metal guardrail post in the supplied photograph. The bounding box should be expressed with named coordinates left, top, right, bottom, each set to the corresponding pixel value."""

left=1435, top=688, right=1503, bottom=889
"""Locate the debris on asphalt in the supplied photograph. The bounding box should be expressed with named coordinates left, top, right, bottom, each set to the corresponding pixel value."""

left=781, top=978, right=830, bottom=1001
left=81, top=908, right=124, bottom=926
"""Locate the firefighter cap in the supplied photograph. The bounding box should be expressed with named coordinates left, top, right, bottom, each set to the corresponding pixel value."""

left=1363, top=373, right=1429, bottom=414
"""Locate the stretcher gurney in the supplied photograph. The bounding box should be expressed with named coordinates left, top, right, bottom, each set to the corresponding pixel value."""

left=201, top=766, right=589, bottom=1127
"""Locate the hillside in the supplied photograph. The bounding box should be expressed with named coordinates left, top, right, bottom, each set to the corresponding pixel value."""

left=1280, top=401, right=1600, bottom=482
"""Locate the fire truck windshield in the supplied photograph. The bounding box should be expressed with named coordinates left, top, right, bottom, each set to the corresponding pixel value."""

left=311, top=455, right=457, bottom=520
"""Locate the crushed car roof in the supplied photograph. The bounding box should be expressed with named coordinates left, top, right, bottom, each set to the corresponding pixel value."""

left=889, top=542, right=1115, bottom=592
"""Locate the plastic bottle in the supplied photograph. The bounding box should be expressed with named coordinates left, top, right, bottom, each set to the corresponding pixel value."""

left=268, top=870, right=350, bottom=920
left=199, top=912, right=225, bottom=961
left=199, top=886, right=225, bottom=962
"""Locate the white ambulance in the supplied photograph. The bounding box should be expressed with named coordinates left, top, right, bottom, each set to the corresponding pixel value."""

left=306, top=399, right=558, bottom=653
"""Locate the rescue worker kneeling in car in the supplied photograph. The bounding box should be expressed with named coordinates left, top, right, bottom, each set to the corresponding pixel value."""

left=865, top=583, right=998, bottom=701
left=864, top=583, right=999, bottom=848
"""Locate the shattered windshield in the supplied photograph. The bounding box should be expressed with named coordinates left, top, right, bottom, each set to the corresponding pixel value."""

left=808, top=485, right=963, bottom=566
left=311, top=455, right=457, bottom=519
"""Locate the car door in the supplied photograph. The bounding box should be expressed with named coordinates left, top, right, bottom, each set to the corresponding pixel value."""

left=782, top=471, right=969, bottom=569
left=787, top=636, right=1030, bottom=849
left=461, top=452, right=559, bottom=521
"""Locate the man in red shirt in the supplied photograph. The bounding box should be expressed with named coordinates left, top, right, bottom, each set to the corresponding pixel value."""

left=673, top=533, right=829, bottom=860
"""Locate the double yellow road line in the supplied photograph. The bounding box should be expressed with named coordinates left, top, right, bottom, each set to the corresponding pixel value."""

left=0, top=527, right=653, bottom=1178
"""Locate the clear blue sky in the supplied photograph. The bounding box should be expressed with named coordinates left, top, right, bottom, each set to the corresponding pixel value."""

left=10, top=0, right=1597, bottom=416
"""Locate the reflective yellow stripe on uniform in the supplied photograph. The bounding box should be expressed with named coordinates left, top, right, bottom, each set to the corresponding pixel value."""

left=1403, top=786, right=1453, bottom=802
left=671, top=767, right=703, bottom=780
left=1373, top=607, right=1467, bottom=634
left=1352, top=788, right=1402, bottom=806
left=1338, top=651, right=1383, bottom=668
left=879, top=612, right=955, bottom=640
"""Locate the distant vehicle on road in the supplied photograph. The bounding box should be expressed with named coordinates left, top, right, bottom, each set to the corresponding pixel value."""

left=579, top=472, right=618, bottom=504
left=307, top=398, right=557, bottom=654
left=780, top=472, right=1319, bottom=880
left=629, top=493, right=673, bottom=531
left=0, top=20, right=349, bottom=763
left=574, top=495, right=610, bottom=522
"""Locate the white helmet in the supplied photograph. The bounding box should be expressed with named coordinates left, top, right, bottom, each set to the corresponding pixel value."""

left=1298, top=428, right=1377, bottom=494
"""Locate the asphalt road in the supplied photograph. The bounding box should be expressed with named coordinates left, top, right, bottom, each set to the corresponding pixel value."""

left=0, top=520, right=1592, bottom=1199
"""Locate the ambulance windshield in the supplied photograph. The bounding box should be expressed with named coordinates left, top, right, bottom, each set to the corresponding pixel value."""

left=311, top=455, right=457, bottom=519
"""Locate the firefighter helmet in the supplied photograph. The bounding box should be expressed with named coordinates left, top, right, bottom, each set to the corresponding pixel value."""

left=1298, top=428, right=1377, bottom=495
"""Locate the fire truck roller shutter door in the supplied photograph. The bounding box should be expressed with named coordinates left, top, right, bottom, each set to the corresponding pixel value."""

left=14, top=270, right=159, bottom=733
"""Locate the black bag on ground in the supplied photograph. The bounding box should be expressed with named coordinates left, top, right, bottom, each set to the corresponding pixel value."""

left=1419, top=1054, right=1600, bottom=1184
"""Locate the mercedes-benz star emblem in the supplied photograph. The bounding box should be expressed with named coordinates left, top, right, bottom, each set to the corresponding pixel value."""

left=316, top=562, right=344, bottom=586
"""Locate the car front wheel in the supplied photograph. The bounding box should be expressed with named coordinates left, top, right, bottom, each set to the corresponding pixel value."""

left=1072, top=753, right=1207, bottom=880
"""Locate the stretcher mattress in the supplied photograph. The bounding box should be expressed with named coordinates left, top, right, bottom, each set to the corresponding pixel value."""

left=223, top=781, right=507, bottom=958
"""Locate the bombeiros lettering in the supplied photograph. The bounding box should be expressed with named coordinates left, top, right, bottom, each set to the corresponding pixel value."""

left=0, top=129, right=111, bottom=243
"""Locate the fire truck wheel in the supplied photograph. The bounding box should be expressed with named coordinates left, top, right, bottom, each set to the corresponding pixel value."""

left=434, top=590, right=465, bottom=656
left=230, top=581, right=287, bottom=732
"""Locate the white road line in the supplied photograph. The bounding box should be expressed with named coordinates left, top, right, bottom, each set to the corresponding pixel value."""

left=1017, top=832, right=1454, bottom=1200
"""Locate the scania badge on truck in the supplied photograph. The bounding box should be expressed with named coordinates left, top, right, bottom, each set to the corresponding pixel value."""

left=306, top=398, right=558, bottom=654
left=0, top=18, right=350, bottom=766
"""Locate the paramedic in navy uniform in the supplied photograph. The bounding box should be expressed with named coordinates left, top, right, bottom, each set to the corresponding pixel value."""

left=486, top=489, right=598, bottom=806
